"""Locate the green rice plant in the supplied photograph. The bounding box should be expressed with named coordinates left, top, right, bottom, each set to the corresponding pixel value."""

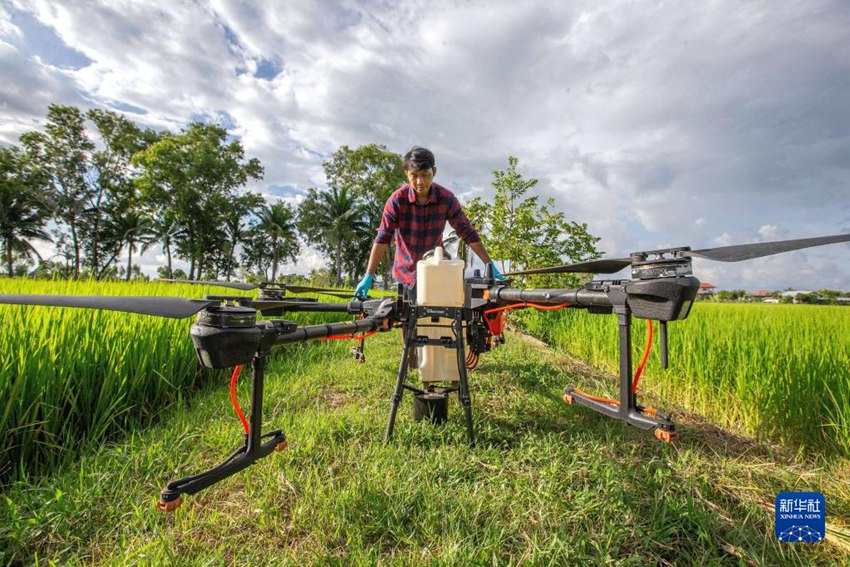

left=521, top=302, right=850, bottom=456
left=0, top=277, right=351, bottom=482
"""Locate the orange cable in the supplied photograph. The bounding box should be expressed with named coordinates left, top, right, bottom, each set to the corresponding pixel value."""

left=631, top=319, right=653, bottom=393
left=229, top=365, right=250, bottom=434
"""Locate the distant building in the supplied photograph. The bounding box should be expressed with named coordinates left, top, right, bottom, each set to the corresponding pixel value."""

left=697, top=282, right=717, bottom=298
left=749, top=289, right=774, bottom=301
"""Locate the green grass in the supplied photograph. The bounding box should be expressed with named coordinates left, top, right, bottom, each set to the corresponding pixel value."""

left=521, top=302, right=850, bottom=457
left=0, top=278, right=350, bottom=482
left=2, top=330, right=848, bottom=564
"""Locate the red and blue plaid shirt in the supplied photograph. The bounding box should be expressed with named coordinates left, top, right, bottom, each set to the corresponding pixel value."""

left=375, top=182, right=480, bottom=286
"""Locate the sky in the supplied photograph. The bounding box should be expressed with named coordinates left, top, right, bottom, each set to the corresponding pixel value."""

left=1, top=0, right=849, bottom=291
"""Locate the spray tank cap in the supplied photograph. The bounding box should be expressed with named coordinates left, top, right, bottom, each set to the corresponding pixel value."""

left=484, top=261, right=494, bottom=281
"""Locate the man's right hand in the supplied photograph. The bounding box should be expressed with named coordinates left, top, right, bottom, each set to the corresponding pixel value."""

left=354, top=273, right=375, bottom=299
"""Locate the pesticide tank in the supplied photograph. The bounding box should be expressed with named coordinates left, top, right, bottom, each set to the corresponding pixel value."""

left=416, top=247, right=464, bottom=384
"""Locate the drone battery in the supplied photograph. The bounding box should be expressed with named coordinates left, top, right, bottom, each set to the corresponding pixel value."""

left=413, top=391, right=448, bottom=424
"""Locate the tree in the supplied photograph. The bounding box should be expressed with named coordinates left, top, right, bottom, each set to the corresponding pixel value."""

left=83, top=109, right=158, bottom=277
left=105, top=210, right=156, bottom=281
left=133, top=123, right=264, bottom=279
left=217, top=192, right=265, bottom=281
left=322, top=144, right=406, bottom=287
left=464, top=156, right=600, bottom=288
left=297, top=186, right=370, bottom=285
left=249, top=201, right=300, bottom=282
left=0, top=146, right=51, bottom=277
left=19, top=105, right=95, bottom=277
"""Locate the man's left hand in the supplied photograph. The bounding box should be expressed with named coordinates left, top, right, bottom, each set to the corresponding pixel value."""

left=489, top=262, right=507, bottom=281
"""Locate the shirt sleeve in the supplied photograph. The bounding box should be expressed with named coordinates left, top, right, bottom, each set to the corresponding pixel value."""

left=446, top=194, right=481, bottom=244
left=375, top=194, right=399, bottom=244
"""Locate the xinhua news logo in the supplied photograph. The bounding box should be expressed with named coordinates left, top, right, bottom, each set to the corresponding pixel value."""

left=775, top=492, right=825, bottom=543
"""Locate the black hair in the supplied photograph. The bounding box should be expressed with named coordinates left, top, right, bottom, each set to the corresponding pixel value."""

left=403, top=146, right=435, bottom=172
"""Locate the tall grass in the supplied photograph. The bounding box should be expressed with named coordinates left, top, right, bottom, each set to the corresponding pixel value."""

left=521, top=302, right=850, bottom=456
left=0, top=278, right=350, bottom=481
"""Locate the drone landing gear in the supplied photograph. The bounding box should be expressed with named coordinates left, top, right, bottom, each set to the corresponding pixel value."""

left=385, top=309, right=475, bottom=445
left=564, top=297, right=679, bottom=443
left=156, top=354, right=287, bottom=512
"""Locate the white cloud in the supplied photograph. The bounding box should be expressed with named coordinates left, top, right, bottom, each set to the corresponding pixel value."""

left=2, top=0, right=849, bottom=289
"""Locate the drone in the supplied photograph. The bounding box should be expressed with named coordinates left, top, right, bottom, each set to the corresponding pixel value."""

left=1, top=232, right=848, bottom=512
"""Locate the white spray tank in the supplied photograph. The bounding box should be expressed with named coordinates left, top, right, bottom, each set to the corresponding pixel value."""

left=416, top=247, right=465, bottom=384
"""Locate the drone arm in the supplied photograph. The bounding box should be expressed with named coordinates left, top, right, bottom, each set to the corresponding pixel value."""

left=270, top=298, right=396, bottom=347
left=488, top=286, right=610, bottom=308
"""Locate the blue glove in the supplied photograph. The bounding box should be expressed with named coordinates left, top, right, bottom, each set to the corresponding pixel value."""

left=489, top=262, right=507, bottom=281
left=354, top=273, right=375, bottom=299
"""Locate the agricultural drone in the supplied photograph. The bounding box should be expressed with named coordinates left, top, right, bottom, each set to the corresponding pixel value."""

left=1, top=233, right=848, bottom=511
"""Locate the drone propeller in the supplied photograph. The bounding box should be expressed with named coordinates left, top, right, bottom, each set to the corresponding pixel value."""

left=157, top=279, right=354, bottom=296
left=158, top=278, right=256, bottom=291
left=506, top=233, right=850, bottom=276
left=0, top=295, right=218, bottom=318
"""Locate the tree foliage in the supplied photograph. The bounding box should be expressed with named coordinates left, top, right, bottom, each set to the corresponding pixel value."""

left=297, top=186, right=370, bottom=285
left=133, top=122, right=264, bottom=279
left=243, top=201, right=300, bottom=281
left=321, top=144, right=405, bottom=286
left=0, top=146, right=51, bottom=276
left=465, top=156, right=600, bottom=288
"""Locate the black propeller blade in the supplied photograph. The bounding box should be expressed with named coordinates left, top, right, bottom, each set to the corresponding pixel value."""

left=505, top=233, right=850, bottom=276
left=686, top=234, right=850, bottom=262
left=506, top=257, right=632, bottom=276
left=158, top=279, right=257, bottom=291
left=157, top=279, right=355, bottom=296
left=284, top=284, right=356, bottom=295
left=0, top=295, right=218, bottom=318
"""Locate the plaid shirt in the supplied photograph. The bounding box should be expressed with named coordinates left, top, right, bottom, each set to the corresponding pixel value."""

left=375, top=182, right=480, bottom=286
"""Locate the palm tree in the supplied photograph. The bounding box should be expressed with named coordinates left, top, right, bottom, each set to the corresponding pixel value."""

left=297, top=187, right=369, bottom=285
left=0, top=147, right=51, bottom=277
left=107, top=211, right=156, bottom=281
left=256, top=201, right=300, bottom=282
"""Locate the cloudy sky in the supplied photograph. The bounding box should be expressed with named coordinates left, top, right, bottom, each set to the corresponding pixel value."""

left=2, top=0, right=849, bottom=290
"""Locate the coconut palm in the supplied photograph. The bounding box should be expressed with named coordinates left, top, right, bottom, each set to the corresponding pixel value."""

left=297, top=187, right=369, bottom=285
left=0, top=147, right=51, bottom=277
left=255, top=201, right=300, bottom=282
left=107, top=210, right=157, bottom=281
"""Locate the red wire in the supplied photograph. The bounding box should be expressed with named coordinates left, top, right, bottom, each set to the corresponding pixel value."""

left=320, top=330, right=379, bottom=341
left=631, top=319, right=654, bottom=393
left=230, top=364, right=249, bottom=434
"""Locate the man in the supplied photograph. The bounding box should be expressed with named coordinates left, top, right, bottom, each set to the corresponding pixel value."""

left=354, top=146, right=503, bottom=299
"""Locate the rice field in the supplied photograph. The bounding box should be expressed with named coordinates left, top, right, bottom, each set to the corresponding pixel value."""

left=0, top=278, right=350, bottom=482
left=520, top=302, right=850, bottom=457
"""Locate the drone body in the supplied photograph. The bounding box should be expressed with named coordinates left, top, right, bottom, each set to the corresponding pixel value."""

left=1, top=232, right=848, bottom=510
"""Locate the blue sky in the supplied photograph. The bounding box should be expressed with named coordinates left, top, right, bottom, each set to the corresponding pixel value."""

left=2, top=0, right=849, bottom=289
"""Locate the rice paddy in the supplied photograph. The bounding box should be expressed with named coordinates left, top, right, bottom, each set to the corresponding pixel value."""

left=0, top=278, right=349, bottom=481
left=520, top=302, right=850, bottom=457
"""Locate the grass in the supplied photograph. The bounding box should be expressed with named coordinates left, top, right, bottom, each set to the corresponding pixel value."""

left=521, top=302, right=850, bottom=457
left=0, top=278, right=350, bottom=482
left=2, top=328, right=848, bottom=564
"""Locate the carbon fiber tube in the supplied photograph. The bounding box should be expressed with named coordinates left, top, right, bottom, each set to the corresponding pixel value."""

left=488, top=287, right=612, bottom=307
left=272, top=317, right=382, bottom=346
left=274, top=302, right=354, bottom=312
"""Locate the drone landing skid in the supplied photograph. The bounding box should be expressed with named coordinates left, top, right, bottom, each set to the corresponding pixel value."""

left=156, top=354, right=287, bottom=512
left=565, top=300, right=679, bottom=443
left=385, top=308, right=475, bottom=445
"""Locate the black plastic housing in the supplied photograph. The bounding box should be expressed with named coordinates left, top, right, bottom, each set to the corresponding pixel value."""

left=624, top=276, right=700, bottom=321
left=191, top=324, right=262, bottom=369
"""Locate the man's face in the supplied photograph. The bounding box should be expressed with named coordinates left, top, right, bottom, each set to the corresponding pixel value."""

left=406, top=167, right=436, bottom=199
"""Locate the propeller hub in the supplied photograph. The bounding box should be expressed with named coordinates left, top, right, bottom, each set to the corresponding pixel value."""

left=631, top=255, right=693, bottom=280
left=197, top=305, right=257, bottom=328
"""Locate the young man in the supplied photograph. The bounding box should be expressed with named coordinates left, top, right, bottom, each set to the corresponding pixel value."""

left=354, top=146, right=504, bottom=299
